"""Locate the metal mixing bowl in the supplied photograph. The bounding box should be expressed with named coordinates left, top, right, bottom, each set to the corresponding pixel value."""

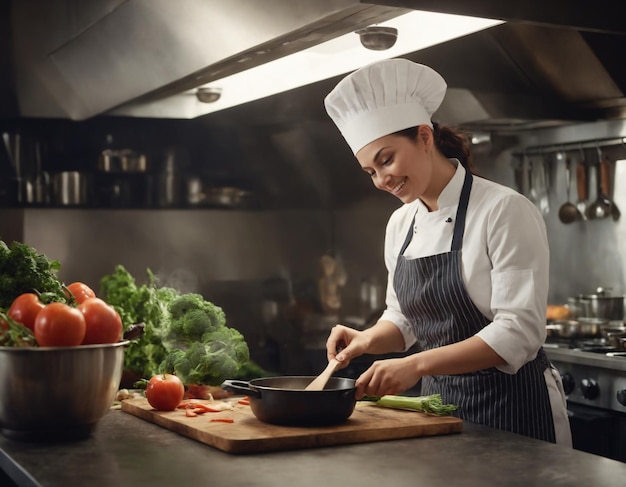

left=0, top=341, right=128, bottom=441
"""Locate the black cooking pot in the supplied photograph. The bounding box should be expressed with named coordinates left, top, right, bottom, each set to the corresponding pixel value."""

left=221, top=376, right=356, bottom=426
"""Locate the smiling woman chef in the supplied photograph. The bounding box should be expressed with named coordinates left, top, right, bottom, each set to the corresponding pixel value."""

left=323, top=58, right=572, bottom=445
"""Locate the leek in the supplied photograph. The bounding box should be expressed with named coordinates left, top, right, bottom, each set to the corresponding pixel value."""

left=362, top=394, right=459, bottom=416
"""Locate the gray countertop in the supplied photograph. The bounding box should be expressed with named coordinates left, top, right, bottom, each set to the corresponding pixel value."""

left=2, top=409, right=626, bottom=487
left=545, top=346, right=626, bottom=371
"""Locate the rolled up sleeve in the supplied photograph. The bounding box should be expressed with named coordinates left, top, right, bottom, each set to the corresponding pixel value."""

left=476, top=196, right=549, bottom=373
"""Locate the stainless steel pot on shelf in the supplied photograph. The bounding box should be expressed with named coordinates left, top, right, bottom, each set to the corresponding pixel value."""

left=98, top=149, right=147, bottom=173
left=51, top=171, right=89, bottom=206
left=567, top=287, right=625, bottom=321
left=547, top=317, right=607, bottom=338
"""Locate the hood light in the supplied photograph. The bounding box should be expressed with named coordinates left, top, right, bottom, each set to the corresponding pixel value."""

left=195, top=87, right=222, bottom=103
left=356, top=26, right=398, bottom=51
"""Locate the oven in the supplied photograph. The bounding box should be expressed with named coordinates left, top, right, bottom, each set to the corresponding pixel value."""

left=545, top=338, right=626, bottom=462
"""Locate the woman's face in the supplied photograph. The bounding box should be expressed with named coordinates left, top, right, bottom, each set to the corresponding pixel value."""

left=356, top=128, right=432, bottom=204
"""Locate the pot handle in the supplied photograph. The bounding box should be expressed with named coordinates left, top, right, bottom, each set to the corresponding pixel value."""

left=221, top=380, right=261, bottom=398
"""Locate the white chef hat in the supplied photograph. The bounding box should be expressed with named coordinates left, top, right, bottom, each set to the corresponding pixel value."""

left=324, top=58, right=447, bottom=154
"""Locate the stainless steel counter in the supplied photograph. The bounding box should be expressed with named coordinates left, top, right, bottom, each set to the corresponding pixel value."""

left=2, top=409, right=626, bottom=487
left=545, top=346, right=626, bottom=372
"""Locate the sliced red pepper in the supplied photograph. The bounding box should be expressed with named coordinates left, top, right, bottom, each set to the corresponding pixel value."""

left=181, top=400, right=226, bottom=417
left=237, top=399, right=250, bottom=405
left=210, top=418, right=234, bottom=423
left=191, top=403, right=223, bottom=413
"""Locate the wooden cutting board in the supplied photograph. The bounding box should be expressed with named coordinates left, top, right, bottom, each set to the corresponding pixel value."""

left=121, top=397, right=462, bottom=454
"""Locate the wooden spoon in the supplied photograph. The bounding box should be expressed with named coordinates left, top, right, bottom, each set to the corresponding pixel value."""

left=305, top=358, right=340, bottom=391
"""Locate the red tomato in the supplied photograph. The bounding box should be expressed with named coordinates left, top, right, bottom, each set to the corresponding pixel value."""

left=8, top=293, right=45, bottom=331
left=66, top=282, right=96, bottom=304
left=145, top=374, right=185, bottom=411
left=34, top=302, right=86, bottom=347
left=78, top=297, right=123, bottom=345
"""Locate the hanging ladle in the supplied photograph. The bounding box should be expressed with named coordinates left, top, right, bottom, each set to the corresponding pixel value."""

left=601, top=153, right=621, bottom=221
left=586, top=148, right=618, bottom=220
left=558, top=156, right=582, bottom=224
left=575, top=150, right=588, bottom=220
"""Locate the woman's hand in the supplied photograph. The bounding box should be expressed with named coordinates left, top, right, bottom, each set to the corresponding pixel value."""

left=355, top=355, right=421, bottom=400
left=326, top=324, right=370, bottom=365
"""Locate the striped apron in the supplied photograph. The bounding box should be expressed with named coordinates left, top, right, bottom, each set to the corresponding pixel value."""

left=394, top=170, right=556, bottom=443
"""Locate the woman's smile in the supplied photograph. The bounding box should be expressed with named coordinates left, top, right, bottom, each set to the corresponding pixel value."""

left=390, top=177, right=407, bottom=195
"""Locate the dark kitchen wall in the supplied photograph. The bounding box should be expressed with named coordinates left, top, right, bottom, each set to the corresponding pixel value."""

left=0, top=75, right=377, bottom=211
left=0, top=91, right=399, bottom=375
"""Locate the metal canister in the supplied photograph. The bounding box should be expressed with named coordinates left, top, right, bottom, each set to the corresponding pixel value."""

left=52, top=171, right=89, bottom=206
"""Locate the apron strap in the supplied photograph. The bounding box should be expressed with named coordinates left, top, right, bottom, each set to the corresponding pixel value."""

left=451, top=169, right=473, bottom=252
left=399, top=214, right=416, bottom=256
left=400, top=167, right=474, bottom=256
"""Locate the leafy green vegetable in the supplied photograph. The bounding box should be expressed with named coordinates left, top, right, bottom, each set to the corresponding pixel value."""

left=361, top=394, right=459, bottom=416
left=0, top=239, right=68, bottom=310
left=163, top=293, right=226, bottom=346
left=159, top=294, right=249, bottom=385
left=99, top=265, right=251, bottom=386
left=100, top=265, right=178, bottom=378
left=0, top=310, right=37, bottom=347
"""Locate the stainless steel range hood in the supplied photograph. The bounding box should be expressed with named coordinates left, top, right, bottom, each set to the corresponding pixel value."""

left=3, top=0, right=626, bottom=132
left=375, top=0, right=626, bottom=131
left=3, top=0, right=407, bottom=120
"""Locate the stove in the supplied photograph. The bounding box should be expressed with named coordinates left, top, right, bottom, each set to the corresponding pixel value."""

left=544, top=337, right=626, bottom=461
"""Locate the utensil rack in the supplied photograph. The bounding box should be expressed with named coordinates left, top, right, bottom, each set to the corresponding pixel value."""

left=513, top=136, right=626, bottom=158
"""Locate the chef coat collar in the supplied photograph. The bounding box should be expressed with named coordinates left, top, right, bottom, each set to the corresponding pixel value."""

left=414, top=159, right=464, bottom=213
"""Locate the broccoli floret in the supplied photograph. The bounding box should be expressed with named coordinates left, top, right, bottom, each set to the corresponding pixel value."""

left=168, top=294, right=226, bottom=326
left=205, top=327, right=250, bottom=365
left=163, top=294, right=227, bottom=346
left=159, top=323, right=250, bottom=386
left=183, top=309, right=214, bottom=341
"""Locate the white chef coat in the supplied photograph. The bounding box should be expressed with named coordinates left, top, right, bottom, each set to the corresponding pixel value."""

left=378, top=161, right=571, bottom=446
left=380, top=161, right=549, bottom=373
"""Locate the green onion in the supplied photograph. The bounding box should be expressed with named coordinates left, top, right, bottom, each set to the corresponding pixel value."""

left=361, top=394, right=459, bottom=416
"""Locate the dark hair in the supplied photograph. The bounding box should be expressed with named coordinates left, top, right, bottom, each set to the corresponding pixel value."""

left=394, top=122, right=476, bottom=173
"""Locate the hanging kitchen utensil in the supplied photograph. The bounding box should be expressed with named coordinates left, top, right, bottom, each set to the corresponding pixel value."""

left=558, top=156, right=582, bottom=224
left=613, top=156, right=626, bottom=224
left=2, top=132, right=21, bottom=177
left=543, top=154, right=552, bottom=194
left=598, top=152, right=620, bottom=221
left=513, top=154, right=532, bottom=199
left=527, top=155, right=539, bottom=206
left=534, top=156, right=550, bottom=214
left=32, top=141, right=50, bottom=205
left=575, top=156, right=588, bottom=221
left=511, top=156, right=525, bottom=195
left=586, top=148, right=612, bottom=220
